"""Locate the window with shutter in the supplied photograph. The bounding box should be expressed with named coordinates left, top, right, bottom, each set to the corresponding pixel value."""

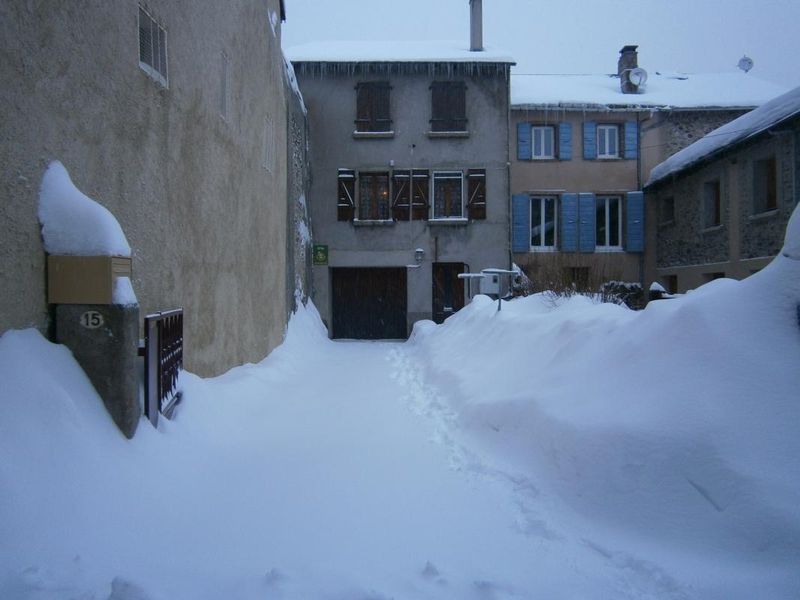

left=597, top=124, right=620, bottom=159
left=411, top=170, right=430, bottom=220
left=138, top=6, right=168, bottom=87
left=596, top=195, right=622, bottom=248
left=530, top=196, right=557, bottom=249
left=358, top=173, right=391, bottom=221
left=467, top=169, right=486, bottom=220
left=430, top=82, right=467, bottom=132
left=432, top=171, right=463, bottom=218
left=337, top=169, right=356, bottom=221
left=391, top=170, right=411, bottom=221
left=531, top=126, right=555, bottom=159
left=355, top=82, right=391, bottom=132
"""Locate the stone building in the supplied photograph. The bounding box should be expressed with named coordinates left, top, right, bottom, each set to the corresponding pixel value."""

left=0, top=0, right=308, bottom=376
left=510, top=45, right=788, bottom=292
left=644, top=86, right=800, bottom=292
left=287, top=0, right=514, bottom=338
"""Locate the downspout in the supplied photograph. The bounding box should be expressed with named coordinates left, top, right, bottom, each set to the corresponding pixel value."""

left=507, top=66, right=513, bottom=270
left=637, top=110, right=645, bottom=289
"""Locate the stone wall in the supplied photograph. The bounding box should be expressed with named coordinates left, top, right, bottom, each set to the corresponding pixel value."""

left=0, top=0, right=289, bottom=376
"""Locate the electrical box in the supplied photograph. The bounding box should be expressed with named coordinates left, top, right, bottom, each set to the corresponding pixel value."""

left=479, top=272, right=501, bottom=295
left=47, top=255, right=132, bottom=305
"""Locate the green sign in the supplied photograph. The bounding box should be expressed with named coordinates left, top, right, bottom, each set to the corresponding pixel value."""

left=312, top=244, right=328, bottom=266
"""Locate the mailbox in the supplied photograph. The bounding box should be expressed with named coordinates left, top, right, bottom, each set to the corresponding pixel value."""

left=47, top=255, right=132, bottom=305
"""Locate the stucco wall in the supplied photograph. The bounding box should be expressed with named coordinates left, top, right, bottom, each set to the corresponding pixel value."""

left=0, top=0, right=289, bottom=376
left=294, top=63, right=511, bottom=333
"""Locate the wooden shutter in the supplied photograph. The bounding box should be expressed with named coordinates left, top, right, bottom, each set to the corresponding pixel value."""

left=512, top=194, right=531, bottom=253
left=560, top=193, right=579, bottom=252
left=467, top=169, right=486, bottom=220
left=337, top=169, right=355, bottom=221
left=626, top=191, right=644, bottom=252
left=431, top=82, right=466, bottom=131
left=624, top=121, right=638, bottom=160
left=558, top=123, right=572, bottom=160
left=391, top=170, right=411, bottom=221
left=411, top=169, right=429, bottom=220
left=517, top=123, right=532, bottom=160
left=578, top=192, right=596, bottom=252
left=356, top=82, right=390, bottom=132
left=583, top=122, right=597, bottom=160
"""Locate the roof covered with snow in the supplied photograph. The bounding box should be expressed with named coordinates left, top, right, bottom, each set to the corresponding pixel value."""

left=647, top=85, right=800, bottom=187
left=285, top=41, right=515, bottom=64
left=511, top=72, right=790, bottom=110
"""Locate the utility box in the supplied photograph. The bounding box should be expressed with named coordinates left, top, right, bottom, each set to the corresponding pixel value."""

left=479, top=272, right=501, bottom=295
left=47, top=255, right=132, bottom=305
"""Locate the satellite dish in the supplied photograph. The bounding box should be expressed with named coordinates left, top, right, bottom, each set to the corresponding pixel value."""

left=629, top=67, right=648, bottom=87
left=738, top=55, right=754, bottom=73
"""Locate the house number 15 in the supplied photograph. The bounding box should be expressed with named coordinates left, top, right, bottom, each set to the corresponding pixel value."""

left=80, top=311, right=104, bottom=329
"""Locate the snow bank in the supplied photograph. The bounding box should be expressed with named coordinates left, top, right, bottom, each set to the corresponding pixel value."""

left=781, top=200, right=800, bottom=260
left=38, top=161, right=131, bottom=257
left=113, top=276, right=138, bottom=306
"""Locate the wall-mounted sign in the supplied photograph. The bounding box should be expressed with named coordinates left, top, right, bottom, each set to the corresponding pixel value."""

left=313, top=244, right=328, bottom=266
left=80, top=310, right=104, bottom=329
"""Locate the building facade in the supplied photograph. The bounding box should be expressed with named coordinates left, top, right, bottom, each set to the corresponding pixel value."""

left=645, top=87, right=800, bottom=292
left=0, top=0, right=303, bottom=376
left=289, top=38, right=514, bottom=338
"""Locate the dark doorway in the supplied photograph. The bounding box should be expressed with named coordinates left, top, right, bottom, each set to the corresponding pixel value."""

left=331, top=267, right=407, bottom=339
left=432, top=262, right=465, bottom=324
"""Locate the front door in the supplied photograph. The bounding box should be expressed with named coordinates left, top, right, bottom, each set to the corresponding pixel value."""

left=432, top=262, right=465, bottom=324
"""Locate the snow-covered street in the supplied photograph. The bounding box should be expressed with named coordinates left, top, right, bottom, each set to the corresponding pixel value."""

left=2, top=216, right=800, bottom=598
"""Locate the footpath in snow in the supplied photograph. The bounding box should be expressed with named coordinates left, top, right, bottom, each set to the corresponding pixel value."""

left=1, top=210, right=799, bottom=599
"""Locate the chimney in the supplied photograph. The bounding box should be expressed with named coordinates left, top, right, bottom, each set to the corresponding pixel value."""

left=470, top=0, right=483, bottom=52
left=618, top=45, right=639, bottom=93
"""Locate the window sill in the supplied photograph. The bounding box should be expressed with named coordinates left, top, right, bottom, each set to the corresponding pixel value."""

left=139, top=62, right=168, bottom=88
left=702, top=225, right=723, bottom=234
left=595, top=247, right=624, bottom=253
left=428, top=218, right=469, bottom=226
left=352, top=131, right=395, bottom=139
left=427, top=131, right=470, bottom=139
left=353, top=219, right=395, bottom=227
left=748, top=209, right=779, bottom=222
left=530, top=247, right=557, bottom=252
left=596, top=156, right=622, bottom=161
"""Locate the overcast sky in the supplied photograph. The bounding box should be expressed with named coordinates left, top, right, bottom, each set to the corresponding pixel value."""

left=282, top=0, right=800, bottom=88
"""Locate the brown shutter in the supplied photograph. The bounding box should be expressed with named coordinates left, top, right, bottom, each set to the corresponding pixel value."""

left=391, top=170, right=410, bottom=221
left=467, top=169, right=486, bottom=220
left=411, top=169, right=430, bottom=220
left=356, top=82, right=391, bottom=132
left=337, top=169, right=355, bottom=221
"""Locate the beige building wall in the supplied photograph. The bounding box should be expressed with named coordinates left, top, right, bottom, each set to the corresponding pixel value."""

left=0, top=0, right=288, bottom=376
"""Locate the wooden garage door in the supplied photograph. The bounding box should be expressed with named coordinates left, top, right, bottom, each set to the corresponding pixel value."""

left=331, top=267, right=408, bottom=340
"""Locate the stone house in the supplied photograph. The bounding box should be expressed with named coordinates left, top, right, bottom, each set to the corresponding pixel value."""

left=644, top=86, right=800, bottom=292
left=510, top=45, right=788, bottom=293
left=0, top=0, right=309, bottom=376
left=287, top=0, right=514, bottom=338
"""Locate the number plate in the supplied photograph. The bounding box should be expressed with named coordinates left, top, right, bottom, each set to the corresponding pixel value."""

left=79, top=311, right=104, bottom=329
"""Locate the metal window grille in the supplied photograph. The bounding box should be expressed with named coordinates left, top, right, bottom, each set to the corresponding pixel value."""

left=138, top=6, right=168, bottom=86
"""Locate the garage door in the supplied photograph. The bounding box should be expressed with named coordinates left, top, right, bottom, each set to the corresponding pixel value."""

left=331, top=267, right=408, bottom=340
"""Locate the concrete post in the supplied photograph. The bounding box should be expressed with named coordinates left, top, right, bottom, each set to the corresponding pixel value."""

left=55, top=303, right=141, bottom=438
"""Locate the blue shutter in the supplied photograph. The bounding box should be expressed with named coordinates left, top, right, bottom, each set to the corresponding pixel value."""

left=558, top=123, right=572, bottom=160
left=512, top=194, right=531, bottom=252
left=517, top=123, right=532, bottom=160
left=579, top=192, right=596, bottom=253
left=626, top=191, right=645, bottom=252
left=583, top=121, right=597, bottom=160
left=624, top=121, right=638, bottom=160
left=560, top=193, right=578, bottom=252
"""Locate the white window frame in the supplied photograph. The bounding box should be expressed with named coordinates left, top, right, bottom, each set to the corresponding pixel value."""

left=596, top=124, right=619, bottom=159
left=431, top=171, right=465, bottom=220
left=138, top=5, right=168, bottom=87
left=531, top=126, right=555, bottom=160
left=596, top=195, right=622, bottom=250
left=530, top=196, right=557, bottom=251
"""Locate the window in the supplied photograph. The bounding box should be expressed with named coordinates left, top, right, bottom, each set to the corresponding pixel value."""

left=659, top=196, right=675, bottom=225
left=138, top=6, right=168, bottom=86
left=467, top=169, right=486, bottom=220
left=430, top=82, right=467, bottom=132
left=753, top=156, right=777, bottom=214
left=703, top=180, right=721, bottom=228
left=596, top=196, right=621, bottom=248
left=597, top=124, right=619, bottom=158
left=390, top=169, right=430, bottom=221
left=432, top=171, right=463, bottom=218
left=532, top=126, right=555, bottom=159
left=337, top=169, right=356, bottom=221
left=358, top=173, right=391, bottom=220
left=355, top=82, right=391, bottom=133
left=530, top=196, right=557, bottom=249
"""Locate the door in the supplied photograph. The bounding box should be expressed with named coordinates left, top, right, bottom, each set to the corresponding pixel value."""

left=432, top=262, right=465, bottom=324
left=331, top=267, right=407, bottom=339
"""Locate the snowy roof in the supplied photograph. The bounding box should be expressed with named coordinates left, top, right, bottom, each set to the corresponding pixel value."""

left=285, top=41, right=515, bottom=64
left=511, top=72, right=789, bottom=110
left=647, top=85, right=800, bottom=187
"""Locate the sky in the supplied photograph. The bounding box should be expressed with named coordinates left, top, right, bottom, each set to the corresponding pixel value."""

left=282, top=0, right=800, bottom=88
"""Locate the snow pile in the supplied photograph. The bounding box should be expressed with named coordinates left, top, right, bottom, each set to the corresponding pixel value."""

left=112, top=276, right=138, bottom=306
left=783, top=201, right=800, bottom=259
left=648, top=85, right=800, bottom=186
left=282, top=51, right=307, bottom=114
left=38, top=161, right=131, bottom=257
left=285, top=40, right=514, bottom=64
left=1, top=225, right=799, bottom=597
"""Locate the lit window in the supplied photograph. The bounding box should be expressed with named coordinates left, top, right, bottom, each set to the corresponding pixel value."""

left=358, top=173, right=391, bottom=220
left=138, top=6, right=168, bottom=86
